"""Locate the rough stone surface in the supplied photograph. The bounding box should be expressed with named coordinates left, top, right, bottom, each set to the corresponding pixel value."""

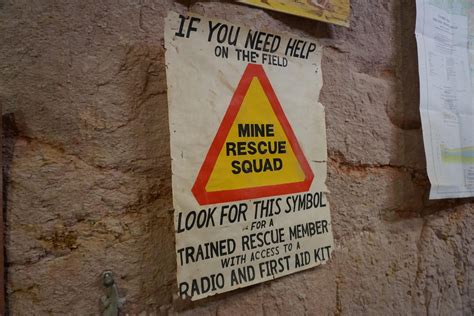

left=1, top=0, right=473, bottom=314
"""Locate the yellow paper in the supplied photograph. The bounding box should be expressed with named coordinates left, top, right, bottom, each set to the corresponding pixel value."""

left=237, top=0, right=350, bottom=27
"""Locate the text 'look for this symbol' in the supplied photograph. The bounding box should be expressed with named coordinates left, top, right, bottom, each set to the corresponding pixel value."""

left=192, top=64, right=314, bottom=205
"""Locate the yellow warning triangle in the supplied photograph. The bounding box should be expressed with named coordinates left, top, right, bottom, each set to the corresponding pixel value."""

left=206, top=76, right=305, bottom=191
left=192, top=64, right=314, bottom=205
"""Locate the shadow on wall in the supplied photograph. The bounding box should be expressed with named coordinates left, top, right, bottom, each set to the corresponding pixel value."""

left=2, top=113, right=18, bottom=316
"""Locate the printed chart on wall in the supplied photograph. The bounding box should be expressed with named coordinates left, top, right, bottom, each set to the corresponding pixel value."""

left=165, top=12, right=333, bottom=300
left=416, top=0, right=474, bottom=199
left=237, top=0, right=350, bottom=27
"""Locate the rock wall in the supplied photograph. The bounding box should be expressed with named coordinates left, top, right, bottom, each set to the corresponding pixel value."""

left=1, top=0, right=473, bottom=314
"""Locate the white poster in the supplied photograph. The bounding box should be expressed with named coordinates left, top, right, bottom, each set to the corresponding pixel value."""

left=165, top=12, right=333, bottom=300
left=416, top=0, right=474, bottom=199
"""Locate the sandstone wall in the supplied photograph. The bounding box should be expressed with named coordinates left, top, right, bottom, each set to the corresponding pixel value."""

left=1, top=0, right=473, bottom=314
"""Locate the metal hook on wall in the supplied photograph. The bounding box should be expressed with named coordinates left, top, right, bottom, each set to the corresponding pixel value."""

left=101, top=271, right=125, bottom=316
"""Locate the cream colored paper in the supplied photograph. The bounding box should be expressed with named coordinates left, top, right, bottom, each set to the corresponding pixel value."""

left=165, top=12, right=333, bottom=300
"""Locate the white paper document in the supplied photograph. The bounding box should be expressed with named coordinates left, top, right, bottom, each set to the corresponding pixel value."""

left=416, top=0, right=474, bottom=199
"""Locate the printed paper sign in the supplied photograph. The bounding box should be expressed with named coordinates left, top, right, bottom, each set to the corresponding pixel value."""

left=165, top=12, right=333, bottom=300
left=415, top=0, right=474, bottom=199
left=237, top=0, right=350, bottom=27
